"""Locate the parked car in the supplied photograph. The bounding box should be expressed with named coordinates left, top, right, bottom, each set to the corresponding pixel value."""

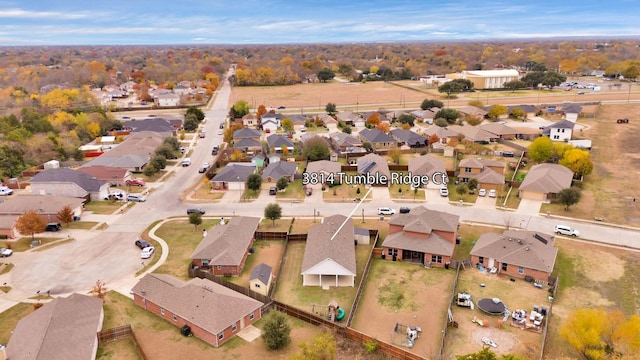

left=478, top=189, right=487, bottom=197
left=187, top=208, right=206, bottom=215
left=269, top=187, right=277, bottom=195
left=0, top=186, right=13, bottom=196
left=440, top=187, right=449, bottom=197
left=127, top=194, right=146, bottom=202
left=554, top=225, right=580, bottom=237
left=277, top=105, right=286, bottom=109
left=182, top=158, right=191, bottom=167
left=300, top=126, right=307, bottom=132
left=126, top=178, right=146, bottom=187
left=377, top=207, right=396, bottom=215
left=219, top=123, right=224, bottom=129
left=135, top=239, right=150, bottom=249
left=45, top=222, right=62, bottom=232
left=217, top=129, right=223, bottom=135
left=0, top=247, right=13, bottom=257
left=140, top=246, right=155, bottom=259
left=399, top=207, right=411, bottom=214
left=211, top=145, right=219, bottom=155
left=199, top=132, right=206, bottom=138
left=198, top=167, right=207, bottom=174
left=104, top=191, right=126, bottom=201
left=488, top=189, right=497, bottom=198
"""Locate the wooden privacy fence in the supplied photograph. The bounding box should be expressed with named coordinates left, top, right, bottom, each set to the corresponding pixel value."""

left=97, top=324, right=133, bottom=343
left=346, top=230, right=378, bottom=327
left=189, top=267, right=272, bottom=305
left=254, top=231, right=288, bottom=241
left=345, top=328, right=426, bottom=360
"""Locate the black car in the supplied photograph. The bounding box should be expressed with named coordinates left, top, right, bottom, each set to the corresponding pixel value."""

left=219, top=123, right=224, bottom=129
left=399, top=207, right=411, bottom=214
left=187, top=208, right=206, bottom=215
left=45, top=223, right=62, bottom=232
left=198, top=167, right=207, bottom=174
left=135, top=239, right=150, bottom=249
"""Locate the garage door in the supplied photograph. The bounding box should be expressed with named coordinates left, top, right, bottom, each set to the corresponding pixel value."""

left=520, top=190, right=545, bottom=201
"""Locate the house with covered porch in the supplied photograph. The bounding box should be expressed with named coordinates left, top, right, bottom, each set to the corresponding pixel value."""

left=381, top=206, right=459, bottom=267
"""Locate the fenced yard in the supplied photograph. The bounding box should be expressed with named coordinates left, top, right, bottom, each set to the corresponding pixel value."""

left=351, top=259, right=456, bottom=359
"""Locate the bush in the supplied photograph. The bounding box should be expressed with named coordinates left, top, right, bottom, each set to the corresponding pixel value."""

left=364, top=339, right=378, bottom=354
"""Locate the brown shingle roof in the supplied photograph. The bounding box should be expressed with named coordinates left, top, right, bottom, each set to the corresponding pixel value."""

left=301, top=214, right=356, bottom=275
left=0, top=195, right=84, bottom=215
left=519, top=164, right=573, bottom=194
left=389, top=206, right=459, bottom=233
left=7, top=293, right=103, bottom=360
left=470, top=230, right=557, bottom=273
left=357, top=153, right=391, bottom=179
left=408, top=155, right=447, bottom=178
left=382, top=231, right=454, bottom=256
left=131, top=274, right=262, bottom=335
left=190, top=217, right=260, bottom=266
left=306, top=160, right=341, bottom=175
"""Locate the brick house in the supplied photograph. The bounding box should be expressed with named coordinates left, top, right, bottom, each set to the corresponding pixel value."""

left=381, top=206, right=460, bottom=267
left=131, top=274, right=263, bottom=347
left=457, top=158, right=505, bottom=191
left=190, top=217, right=260, bottom=276
left=519, top=164, right=573, bottom=201
left=0, top=195, right=85, bottom=238
left=470, top=230, right=558, bottom=282
left=358, top=128, right=397, bottom=150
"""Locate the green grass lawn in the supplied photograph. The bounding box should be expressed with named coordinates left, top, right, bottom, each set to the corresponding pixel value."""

left=0, top=302, right=35, bottom=343
left=276, top=179, right=305, bottom=199
left=258, top=218, right=292, bottom=232
left=152, top=219, right=220, bottom=280
left=389, top=172, right=426, bottom=200
left=241, top=188, right=260, bottom=201
left=503, top=186, right=522, bottom=209
left=66, top=221, right=100, bottom=230
left=84, top=201, right=124, bottom=215
left=10, top=237, right=63, bottom=252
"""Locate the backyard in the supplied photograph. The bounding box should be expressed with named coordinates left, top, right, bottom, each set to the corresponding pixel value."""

left=351, top=259, right=456, bottom=359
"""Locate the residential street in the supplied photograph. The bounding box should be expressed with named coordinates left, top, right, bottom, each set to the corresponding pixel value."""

left=1, top=69, right=639, bottom=314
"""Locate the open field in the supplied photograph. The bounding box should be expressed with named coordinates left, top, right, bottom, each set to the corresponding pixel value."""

left=352, top=259, right=455, bottom=359
left=273, top=241, right=373, bottom=321
left=445, top=269, right=551, bottom=359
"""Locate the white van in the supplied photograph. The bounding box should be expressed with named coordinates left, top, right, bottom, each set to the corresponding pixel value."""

left=182, top=158, right=191, bottom=167
left=377, top=207, right=396, bottom=215
left=554, top=225, right=580, bottom=237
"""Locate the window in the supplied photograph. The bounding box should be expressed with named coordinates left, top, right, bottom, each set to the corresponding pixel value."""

left=255, top=283, right=261, bottom=288
left=160, top=308, right=165, bottom=315
left=478, top=256, right=484, bottom=264
left=502, top=263, right=508, bottom=271
left=173, top=313, right=177, bottom=321
left=231, top=323, right=237, bottom=332
left=393, top=249, right=398, bottom=256
left=462, top=178, right=469, bottom=183
left=217, top=265, right=222, bottom=270
left=518, top=266, right=524, bottom=274
left=202, top=260, right=209, bottom=266
left=553, top=135, right=559, bottom=139
left=464, top=167, right=472, bottom=173
left=218, top=333, right=224, bottom=340
left=388, top=248, right=393, bottom=256
left=431, top=255, right=442, bottom=263
left=249, top=313, right=255, bottom=320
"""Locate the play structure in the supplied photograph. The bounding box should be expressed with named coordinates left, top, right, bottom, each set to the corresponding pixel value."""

left=391, top=323, right=422, bottom=348
left=313, top=300, right=346, bottom=322
left=477, top=297, right=507, bottom=315
left=510, top=305, right=546, bottom=332
left=456, top=292, right=475, bottom=309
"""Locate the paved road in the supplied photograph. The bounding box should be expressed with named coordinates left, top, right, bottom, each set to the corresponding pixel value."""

left=1, top=70, right=640, bottom=311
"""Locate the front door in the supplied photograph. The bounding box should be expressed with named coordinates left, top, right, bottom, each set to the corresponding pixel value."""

left=488, top=258, right=495, bottom=268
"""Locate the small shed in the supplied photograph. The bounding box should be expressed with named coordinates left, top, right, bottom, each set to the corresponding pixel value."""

left=43, top=160, right=60, bottom=170
left=249, top=263, right=273, bottom=296
left=354, top=227, right=370, bottom=245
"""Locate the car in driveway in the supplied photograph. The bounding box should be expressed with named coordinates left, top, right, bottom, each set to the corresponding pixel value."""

left=554, top=225, right=580, bottom=237
left=187, top=208, right=206, bottom=215
left=478, top=189, right=487, bottom=197
left=377, top=207, right=396, bottom=215
left=135, top=239, right=150, bottom=249
left=140, top=247, right=155, bottom=259
left=440, top=187, right=449, bottom=197
left=305, top=187, right=313, bottom=196
left=104, top=191, right=126, bottom=201
left=269, top=187, right=277, bottom=195
left=127, top=194, right=146, bottom=202
left=488, top=189, right=497, bottom=198
left=45, top=223, right=62, bottom=232
left=0, top=186, right=13, bottom=196
left=399, top=207, right=411, bottom=214
left=0, top=247, right=13, bottom=257
left=126, top=178, right=146, bottom=187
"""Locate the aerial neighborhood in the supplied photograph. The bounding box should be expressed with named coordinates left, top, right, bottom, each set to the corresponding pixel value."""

left=0, top=41, right=639, bottom=360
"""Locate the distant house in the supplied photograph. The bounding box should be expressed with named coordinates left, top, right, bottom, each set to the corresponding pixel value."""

left=211, top=163, right=257, bottom=191
left=358, top=128, right=397, bottom=150
left=262, top=113, right=284, bottom=128
left=233, top=128, right=263, bottom=152
left=262, top=161, right=297, bottom=182
left=7, top=293, right=103, bottom=360
left=242, top=113, right=260, bottom=128
left=249, top=263, right=273, bottom=296
left=329, top=132, right=362, bottom=152
left=542, top=119, right=575, bottom=142
left=155, top=92, right=180, bottom=107
left=30, top=168, right=110, bottom=201
left=446, top=69, right=519, bottom=89
left=266, top=134, right=294, bottom=153
left=261, top=118, right=279, bottom=133
left=305, top=160, right=342, bottom=188
left=233, top=128, right=261, bottom=142
left=357, top=153, right=391, bottom=186
left=470, top=229, right=558, bottom=282
left=519, top=164, right=574, bottom=201
left=561, top=104, right=582, bottom=122
left=301, top=215, right=356, bottom=287
left=507, top=104, right=538, bottom=119
left=480, top=123, right=518, bottom=140
left=124, top=119, right=180, bottom=134
left=131, top=274, right=262, bottom=348
left=381, top=206, right=460, bottom=267
left=82, top=131, right=167, bottom=172
left=457, top=158, right=506, bottom=190
left=0, top=195, right=84, bottom=238
left=190, top=216, right=260, bottom=276
left=410, top=109, right=438, bottom=124
left=77, top=165, right=132, bottom=186
left=408, top=155, right=447, bottom=189
left=448, top=124, right=495, bottom=143
left=458, top=106, right=488, bottom=120
left=317, top=114, right=338, bottom=130
left=423, top=125, right=459, bottom=145
left=390, top=129, right=428, bottom=148
left=335, top=111, right=361, bottom=126
left=288, top=114, right=309, bottom=131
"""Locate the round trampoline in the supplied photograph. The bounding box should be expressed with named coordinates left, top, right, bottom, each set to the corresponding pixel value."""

left=477, top=298, right=507, bottom=315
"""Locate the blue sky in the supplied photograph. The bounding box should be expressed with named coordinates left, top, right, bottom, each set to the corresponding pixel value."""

left=1, top=1, right=639, bottom=45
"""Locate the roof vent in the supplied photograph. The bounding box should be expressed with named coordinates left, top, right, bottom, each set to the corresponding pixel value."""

left=507, top=238, right=513, bottom=241
left=525, top=247, right=530, bottom=251
left=517, top=239, right=522, bottom=244
left=141, top=290, right=146, bottom=295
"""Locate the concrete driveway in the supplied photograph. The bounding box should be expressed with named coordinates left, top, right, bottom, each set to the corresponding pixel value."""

left=517, top=199, right=543, bottom=215
left=426, top=188, right=450, bottom=205
left=475, top=195, right=498, bottom=209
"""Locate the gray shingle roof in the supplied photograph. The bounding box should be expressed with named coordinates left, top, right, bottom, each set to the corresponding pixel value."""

left=519, top=164, right=573, bottom=194
left=31, top=168, right=107, bottom=192
left=262, top=161, right=297, bottom=180
left=390, top=129, right=427, bottom=146
left=212, top=164, right=256, bottom=182
left=470, top=230, right=557, bottom=273
left=233, top=128, right=261, bottom=139
left=306, top=160, right=341, bottom=175
left=0, top=195, right=84, bottom=215
left=131, top=274, right=262, bottom=336
left=301, top=214, right=356, bottom=275
left=191, top=216, right=260, bottom=266
left=267, top=134, right=294, bottom=149
left=408, top=155, right=446, bottom=178
left=250, top=263, right=273, bottom=285
left=7, top=293, right=103, bottom=360
left=359, top=128, right=395, bottom=143
left=389, top=206, right=459, bottom=233
left=357, top=153, right=391, bottom=179
left=233, top=138, right=262, bottom=149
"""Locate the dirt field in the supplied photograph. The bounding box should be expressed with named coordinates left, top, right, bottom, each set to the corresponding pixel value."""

left=351, top=259, right=456, bottom=359
left=444, top=269, right=551, bottom=359
left=231, top=240, right=284, bottom=288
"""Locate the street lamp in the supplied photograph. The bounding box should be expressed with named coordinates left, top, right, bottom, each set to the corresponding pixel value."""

left=362, top=208, right=365, bottom=223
